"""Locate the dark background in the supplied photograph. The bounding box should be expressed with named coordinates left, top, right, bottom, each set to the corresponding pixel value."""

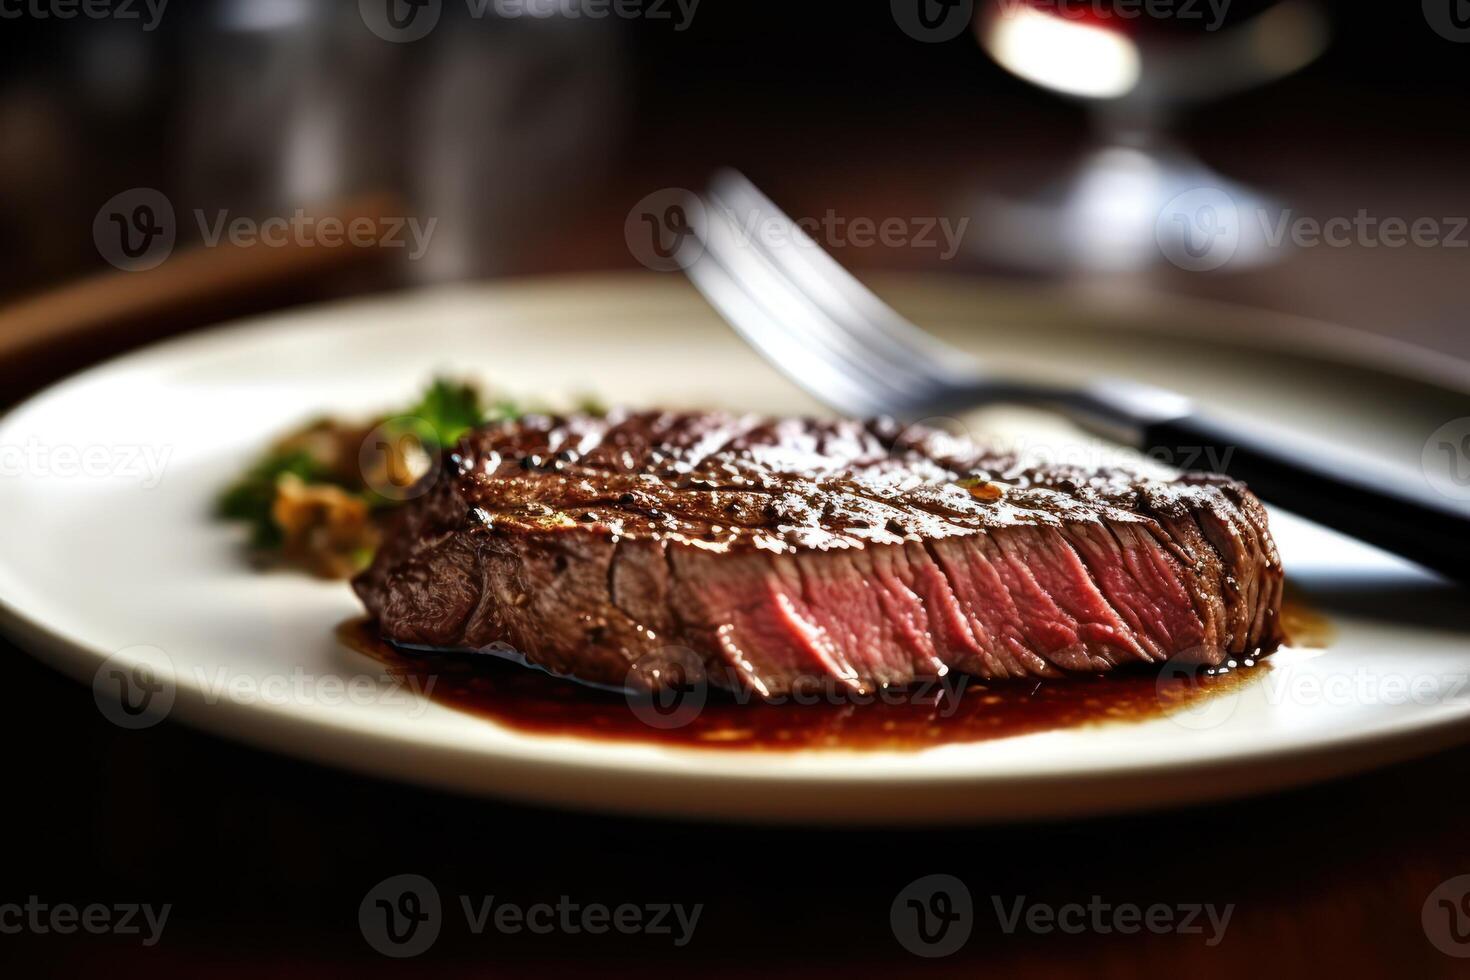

left=3, top=1, right=1470, bottom=975
left=3, top=2, right=1469, bottom=289
left=4, top=2, right=1469, bottom=364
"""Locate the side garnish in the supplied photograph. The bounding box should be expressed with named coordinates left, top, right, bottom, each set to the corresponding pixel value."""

left=216, top=378, right=519, bottom=578
left=406, top=377, right=487, bottom=447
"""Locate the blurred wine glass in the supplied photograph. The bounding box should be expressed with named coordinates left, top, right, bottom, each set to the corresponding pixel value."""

left=968, top=0, right=1329, bottom=275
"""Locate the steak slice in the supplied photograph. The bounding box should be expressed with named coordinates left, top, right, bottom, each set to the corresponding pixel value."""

left=354, top=411, right=1284, bottom=697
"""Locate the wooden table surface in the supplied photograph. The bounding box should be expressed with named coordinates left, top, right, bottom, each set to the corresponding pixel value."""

left=3, top=127, right=1470, bottom=976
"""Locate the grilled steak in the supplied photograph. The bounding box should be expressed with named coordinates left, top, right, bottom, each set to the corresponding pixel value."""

left=354, top=411, right=1284, bottom=697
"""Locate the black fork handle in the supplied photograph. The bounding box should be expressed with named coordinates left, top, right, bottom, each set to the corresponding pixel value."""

left=1143, top=413, right=1470, bottom=583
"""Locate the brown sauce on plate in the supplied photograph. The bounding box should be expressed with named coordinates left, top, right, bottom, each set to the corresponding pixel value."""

left=338, top=604, right=1325, bottom=751
left=1280, top=590, right=1335, bottom=648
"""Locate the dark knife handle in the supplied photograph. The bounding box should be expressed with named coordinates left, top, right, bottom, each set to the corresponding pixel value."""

left=1142, top=413, right=1470, bottom=583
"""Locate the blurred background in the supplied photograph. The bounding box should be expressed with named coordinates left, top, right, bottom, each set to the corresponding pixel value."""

left=2, top=0, right=1467, bottom=364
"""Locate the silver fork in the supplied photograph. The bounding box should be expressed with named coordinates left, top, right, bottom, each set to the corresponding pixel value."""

left=677, top=169, right=1470, bottom=583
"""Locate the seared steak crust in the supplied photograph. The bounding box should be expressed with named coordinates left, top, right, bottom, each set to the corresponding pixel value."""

left=354, top=411, right=1284, bottom=696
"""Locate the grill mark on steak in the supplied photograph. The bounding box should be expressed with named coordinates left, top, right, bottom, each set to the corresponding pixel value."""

left=354, top=410, right=1285, bottom=696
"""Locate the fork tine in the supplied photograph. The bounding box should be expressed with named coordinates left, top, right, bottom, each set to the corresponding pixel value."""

left=701, top=182, right=941, bottom=407
left=681, top=197, right=895, bottom=417
left=701, top=196, right=928, bottom=401
left=708, top=169, right=979, bottom=390
left=683, top=171, right=1099, bottom=421
left=686, top=189, right=930, bottom=417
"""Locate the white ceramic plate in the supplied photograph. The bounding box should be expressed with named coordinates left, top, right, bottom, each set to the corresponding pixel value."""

left=2, top=273, right=1468, bottom=824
